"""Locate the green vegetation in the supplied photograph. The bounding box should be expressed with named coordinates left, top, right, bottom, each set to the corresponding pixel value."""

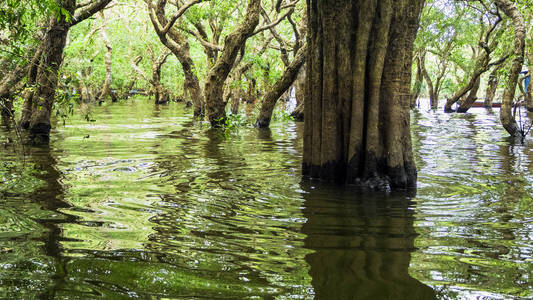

left=0, top=0, right=533, bottom=299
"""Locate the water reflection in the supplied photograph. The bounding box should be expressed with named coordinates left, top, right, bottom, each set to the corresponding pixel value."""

left=1, top=101, right=533, bottom=299
left=302, top=184, right=436, bottom=299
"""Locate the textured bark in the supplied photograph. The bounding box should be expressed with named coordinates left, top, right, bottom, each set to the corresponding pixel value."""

left=495, top=0, right=525, bottom=137
left=204, top=0, right=261, bottom=126
left=484, top=66, right=500, bottom=108
left=456, top=76, right=481, bottom=113
left=27, top=1, right=76, bottom=143
left=20, top=45, right=44, bottom=129
left=152, top=51, right=171, bottom=104
left=148, top=0, right=205, bottom=116
left=291, top=67, right=306, bottom=121
left=130, top=51, right=171, bottom=104
left=303, top=0, right=424, bottom=190
left=256, top=43, right=307, bottom=128
left=19, top=0, right=111, bottom=143
left=410, top=53, right=423, bottom=108
left=70, top=0, right=113, bottom=27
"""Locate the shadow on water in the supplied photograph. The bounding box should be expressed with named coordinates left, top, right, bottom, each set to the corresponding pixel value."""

left=301, top=183, right=436, bottom=300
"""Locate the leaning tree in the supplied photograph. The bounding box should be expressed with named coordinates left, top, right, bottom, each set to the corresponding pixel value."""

left=303, top=0, right=425, bottom=189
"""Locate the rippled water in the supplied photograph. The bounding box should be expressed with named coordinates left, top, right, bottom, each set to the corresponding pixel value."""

left=0, top=100, right=531, bottom=299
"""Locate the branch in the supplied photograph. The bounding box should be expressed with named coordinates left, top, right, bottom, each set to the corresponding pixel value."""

left=253, top=7, right=294, bottom=35
left=161, top=0, right=206, bottom=35
left=71, top=0, right=113, bottom=27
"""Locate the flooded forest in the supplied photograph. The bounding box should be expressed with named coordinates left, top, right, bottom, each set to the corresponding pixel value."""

left=0, top=0, right=532, bottom=299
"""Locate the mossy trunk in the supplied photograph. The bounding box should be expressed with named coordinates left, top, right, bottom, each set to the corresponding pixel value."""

left=26, top=1, right=76, bottom=143
left=151, top=1, right=205, bottom=116
left=484, top=67, right=499, bottom=108
left=495, top=0, right=525, bottom=137
left=256, top=43, right=306, bottom=128
left=204, top=0, right=260, bottom=127
left=303, top=0, right=424, bottom=190
left=456, top=76, right=481, bottom=113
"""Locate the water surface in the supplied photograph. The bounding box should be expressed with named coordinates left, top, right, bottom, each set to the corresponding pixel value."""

left=0, top=100, right=531, bottom=299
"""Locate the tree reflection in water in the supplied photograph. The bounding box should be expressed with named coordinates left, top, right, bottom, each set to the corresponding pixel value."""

left=301, top=184, right=436, bottom=300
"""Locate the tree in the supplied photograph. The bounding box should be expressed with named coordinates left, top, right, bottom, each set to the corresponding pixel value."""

left=303, top=0, right=424, bottom=189
left=443, top=3, right=509, bottom=113
left=495, top=0, right=526, bottom=138
left=19, top=0, right=113, bottom=143
left=203, top=0, right=261, bottom=126
left=146, top=0, right=206, bottom=116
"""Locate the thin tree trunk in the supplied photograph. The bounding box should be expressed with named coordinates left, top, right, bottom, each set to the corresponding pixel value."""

left=291, top=67, right=306, bottom=121
left=256, top=43, right=307, bottom=127
left=304, top=0, right=424, bottom=189
left=410, top=53, right=423, bottom=108
left=148, top=0, right=205, bottom=116
left=495, top=0, right=525, bottom=137
left=97, top=10, right=113, bottom=102
left=204, top=0, right=261, bottom=126
left=484, top=66, right=500, bottom=108
left=457, top=76, right=481, bottom=113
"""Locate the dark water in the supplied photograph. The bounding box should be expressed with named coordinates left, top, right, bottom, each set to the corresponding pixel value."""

left=0, top=100, right=531, bottom=299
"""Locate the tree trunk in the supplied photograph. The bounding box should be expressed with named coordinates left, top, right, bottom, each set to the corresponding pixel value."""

left=291, top=67, right=306, bottom=121
left=303, top=0, right=424, bottom=189
left=25, top=2, right=75, bottom=143
left=256, top=43, right=307, bottom=127
left=97, top=10, right=113, bottom=102
left=152, top=51, right=171, bottom=104
left=410, top=53, right=423, bottom=108
left=204, top=0, right=261, bottom=126
left=149, top=0, right=205, bottom=116
left=484, top=67, right=500, bottom=108
left=495, top=0, right=525, bottom=137
left=456, top=76, right=481, bottom=113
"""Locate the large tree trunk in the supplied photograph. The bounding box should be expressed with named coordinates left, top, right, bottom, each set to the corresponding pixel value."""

left=456, top=76, right=481, bottom=113
left=484, top=66, right=500, bottom=108
left=26, top=1, right=76, bottom=143
left=255, top=43, right=307, bottom=128
left=303, top=0, right=424, bottom=190
left=495, top=0, right=525, bottom=137
left=204, top=0, right=261, bottom=126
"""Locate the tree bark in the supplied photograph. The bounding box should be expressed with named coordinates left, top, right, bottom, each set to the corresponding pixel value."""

left=456, top=76, right=481, bottom=113
left=204, top=0, right=261, bottom=126
left=291, top=67, right=306, bottom=121
left=148, top=0, right=205, bottom=116
left=303, top=0, right=424, bottom=190
left=26, top=1, right=76, bottom=143
left=495, top=0, right=525, bottom=137
left=410, top=53, right=423, bottom=109
left=256, top=43, right=307, bottom=128
left=484, top=66, right=500, bottom=108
